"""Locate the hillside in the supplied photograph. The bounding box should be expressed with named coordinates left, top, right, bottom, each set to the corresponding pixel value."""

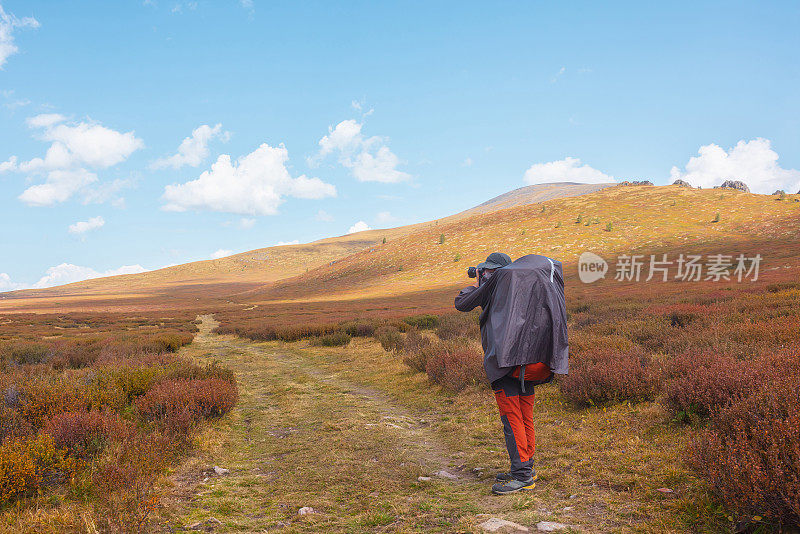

left=0, top=182, right=618, bottom=313
left=248, top=184, right=800, bottom=301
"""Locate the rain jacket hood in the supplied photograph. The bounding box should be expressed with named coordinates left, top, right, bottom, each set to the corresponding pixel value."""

left=454, top=254, right=569, bottom=383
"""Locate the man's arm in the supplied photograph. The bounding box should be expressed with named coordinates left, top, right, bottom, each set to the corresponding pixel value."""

left=454, top=284, right=486, bottom=312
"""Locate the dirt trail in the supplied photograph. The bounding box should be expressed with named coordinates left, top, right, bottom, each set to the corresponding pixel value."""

left=193, top=314, right=459, bottom=474
left=167, top=315, right=499, bottom=532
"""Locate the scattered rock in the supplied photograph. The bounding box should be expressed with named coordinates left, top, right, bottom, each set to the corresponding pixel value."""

left=417, top=476, right=432, bottom=482
left=297, top=506, right=315, bottom=516
left=716, top=180, right=750, bottom=193
left=568, top=494, right=578, bottom=499
left=434, top=470, right=459, bottom=480
left=618, top=180, right=654, bottom=186
left=562, top=506, right=574, bottom=511
left=186, top=517, right=223, bottom=531
left=774, top=189, right=785, bottom=196
left=478, top=517, right=530, bottom=532
left=656, top=487, right=674, bottom=494
left=213, top=466, right=230, bottom=476
left=672, top=179, right=693, bottom=188
left=536, top=521, right=569, bottom=532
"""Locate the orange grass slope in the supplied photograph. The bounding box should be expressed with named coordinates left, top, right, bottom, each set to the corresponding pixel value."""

left=0, top=182, right=616, bottom=314
left=249, top=184, right=800, bottom=305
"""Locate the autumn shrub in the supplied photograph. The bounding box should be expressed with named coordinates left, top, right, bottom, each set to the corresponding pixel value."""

left=162, top=360, right=236, bottom=383
left=136, top=378, right=238, bottom=423
left=339, top=320, right=377, bottom=337
left=0, top=341, right=51, bottom=365
left=144, top=332, right=194, bottom=353
left=44, top=410, right=129, bottom=459
left=424, top=339, right=484, bottom=391
left=310, top=332, right=352, bottom=347
left=0, top=434, right=69, bottom=503
left=435, top=313, right=480, bottom=340
left=401, top=329, right=433, bottom=372
left=374, top=326, right=404, bottom=353
left=662, top=351, right=761, bottom=420
left=691, top=359, right=800, bottom=526
left=560, top=348, right=661, bottom=406
left=12, top=373, right=109, bottom=430
left=766, top=281, right=800, bottom=293
left=92, top=431, right=173, bottom=534
left=402, top=314, right=439, bottom=330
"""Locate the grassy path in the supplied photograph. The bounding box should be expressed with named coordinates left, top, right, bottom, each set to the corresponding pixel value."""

left=161, top=316, right=713, bottom=533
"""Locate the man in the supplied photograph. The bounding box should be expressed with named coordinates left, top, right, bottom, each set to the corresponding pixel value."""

left=454, top=252, right=569, bottom=495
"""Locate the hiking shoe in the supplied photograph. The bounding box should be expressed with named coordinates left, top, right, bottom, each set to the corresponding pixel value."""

left=492, top=477, right=536, bottom=495
left=495, top=470, right=537, bottom=483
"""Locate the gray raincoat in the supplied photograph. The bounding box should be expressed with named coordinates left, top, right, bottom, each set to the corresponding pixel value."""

left=454, top=254, right=569, bottom=384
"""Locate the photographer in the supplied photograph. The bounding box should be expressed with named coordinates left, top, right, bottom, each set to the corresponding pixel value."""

left=455, top=252, right=569, bottom=495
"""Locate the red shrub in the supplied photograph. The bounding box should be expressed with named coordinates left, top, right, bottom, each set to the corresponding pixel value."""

left=402, top=329, right=433, bottom=372
left=663, top=351, right=760, bottom=419
left=435, top=313, right=480, bottom=341
left=92, top=431, right=173, bottom=534
left=560, top=348, right=661, bottom=406
left=692, top=358, right=800, bottom=525
left=136, top=378, right=237, bottom=422
left=44, top=410, right=129, bottom=458
left=424, top=340, right=484, bottom=391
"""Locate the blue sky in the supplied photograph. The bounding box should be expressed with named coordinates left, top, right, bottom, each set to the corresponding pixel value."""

left=1, top=1, right=799, bottom=289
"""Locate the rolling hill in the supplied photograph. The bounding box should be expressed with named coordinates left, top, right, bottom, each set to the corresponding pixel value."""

left=0, top=182, right=619, bottom=313
left=1, top=182, right=798, bottom=315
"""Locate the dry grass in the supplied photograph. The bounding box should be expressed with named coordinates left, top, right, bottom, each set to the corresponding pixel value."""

left=160, top=319, right=722, bottom=533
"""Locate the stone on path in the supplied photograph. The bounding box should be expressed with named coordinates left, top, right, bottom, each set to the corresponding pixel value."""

left=536, top=521, right=569, bottom=531
left=417, top=476, right=432, bottom=482
left=213, top=466, right=230, bottom=475
left=434, top=469, right=458, bottom=480
left=478, top=517, right=530, bottom=532
left=185, top=517, right=223, bottom=531
left=297, top=506, right=315, bottom=516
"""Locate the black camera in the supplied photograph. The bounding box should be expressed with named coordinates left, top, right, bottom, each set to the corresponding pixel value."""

left=467, top=266, right=478, bottom=278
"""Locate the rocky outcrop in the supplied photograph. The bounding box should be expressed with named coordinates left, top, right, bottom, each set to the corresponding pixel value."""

left=618, top=180, right=654, bottom=186
left=672, top=179, right=693, bottom=188
left=773, top=190, right=785, bottom=195
left=716, top=180, right=750, bottom=193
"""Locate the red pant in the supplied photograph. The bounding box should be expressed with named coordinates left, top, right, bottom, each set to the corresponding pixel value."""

left=492, top=363, right=551, bottom=480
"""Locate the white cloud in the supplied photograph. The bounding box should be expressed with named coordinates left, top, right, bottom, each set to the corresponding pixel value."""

left=210, top=249, right=233, bottom=259
left=239, top=217, right=256, bottom=229
left=670, top=138, right=800, bottom=194
left=375, top=211, right=398, bottom=225
left=68, top=216, right=105, bottom=235
left=347, top=220, right=372, bottom=234
left=10, top=114, right=143, bottom=206
left=18, top=169, right=98, bottom=206
left=351, top=146, right=410, bottom=183
left=26, top=113, right=65, bottom=129
left=81, top=177, right=134, bottom=205
left=523, top=157, right=615, bottom=185
left=312, top=119, right=410, bottom=183
left=462, top=157, right=473, bottom=167
left=0, top=156, right=17, bottom=172
left=315, top=209, right=334, bottom=222
left=550, top=66, right=566, bottom=83
left=23, top=117, right=144, bottom=170
left=151, top=123, right=229, bottom=169
left=27, top=263, right=147, bottom=289
left=273, top=240, right=299, bottom=246
left=0, top=5, right=39, bottom=69
left=162, top=143, right=336, bottom=215
left=0, top=273, right=24, bottom=291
